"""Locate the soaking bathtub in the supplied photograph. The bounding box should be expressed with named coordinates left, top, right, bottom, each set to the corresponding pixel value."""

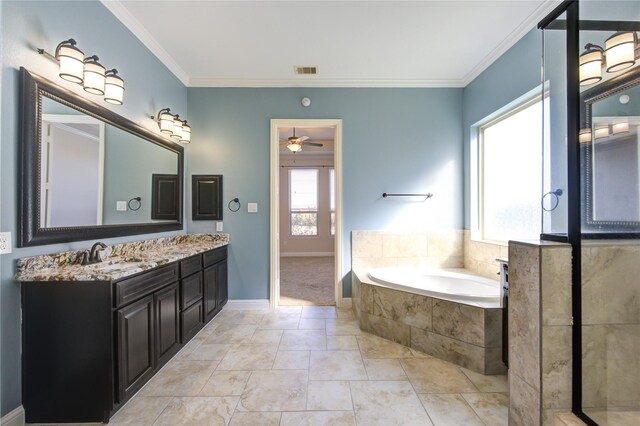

left=353, top=267, right=506, bottom=374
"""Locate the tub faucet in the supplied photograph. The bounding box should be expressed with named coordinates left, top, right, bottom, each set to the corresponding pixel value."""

left=81, top=242, right=108, bottom=265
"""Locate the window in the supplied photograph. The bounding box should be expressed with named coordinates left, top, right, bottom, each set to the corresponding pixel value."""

left=289, top=169, right=318, bottom=236
left=476, top=95, right=548, bottom=242
left=329, top=168, right=335, bottom=236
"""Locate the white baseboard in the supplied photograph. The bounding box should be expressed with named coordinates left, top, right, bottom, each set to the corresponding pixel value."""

left=225, top=299, right=270, bottom=310
left=1, top=406, right=25, bottom=426
left=338, top=298, right=352, bottom=309
left=280, top=252, right=334, bottom=257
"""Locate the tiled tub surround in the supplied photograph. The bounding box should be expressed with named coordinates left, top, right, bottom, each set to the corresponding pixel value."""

left=508, top=241, right=572, bottom=426
left=353, top=271, right=505, bottom=375
left=464, top=230, right=509, bottom=280
left=582, top=241, right=640, bottom=418
left=15, top=233, right=229, bottom=281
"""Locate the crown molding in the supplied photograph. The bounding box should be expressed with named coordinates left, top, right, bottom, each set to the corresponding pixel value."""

left=100, top=0, right=190, bottom=85
left=462, top=0, right=564, bottom=86
left=187, top=78, right=465, bottom=88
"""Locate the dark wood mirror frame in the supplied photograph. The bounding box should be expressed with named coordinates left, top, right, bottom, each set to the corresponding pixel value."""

left=19, top=67, right=184, bottom=247
left=580, top=65, right=640, bottom=232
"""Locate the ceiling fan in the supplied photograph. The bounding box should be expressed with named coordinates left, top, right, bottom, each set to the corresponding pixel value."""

left=280, top=128, right=324, bottom=154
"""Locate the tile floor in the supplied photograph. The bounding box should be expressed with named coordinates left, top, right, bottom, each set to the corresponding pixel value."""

left=110, top=306, right=508, bottom=426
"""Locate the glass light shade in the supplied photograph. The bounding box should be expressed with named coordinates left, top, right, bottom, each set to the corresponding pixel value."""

left=83, top=58, right=106, bottom=95
left=104, top=71, right=124, bottom=105
left=171, top=117, right=183, bottom=139
left=57, top=44, right=84, bottom=84
left=612, top=119, right=630, bottom=135
left=180, top=122, right=191, bottom=143
left=287, top=141, right=302, bottom=153
left=159, top=111, right=174, bottom=134
left=605, top=32, right=636, bottom=73
left=594, top=124, right=610, bottom=140
left=579, top=128, right=592, bottom=144
left=579, top=49, right=603, bottom=85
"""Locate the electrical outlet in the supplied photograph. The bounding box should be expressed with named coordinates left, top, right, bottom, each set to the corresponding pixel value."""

left=216, top=222, right=223, bottom=232
left=248, top=203, right=258, bottom=213
left=116, top=201, right=127, bottom=211
left=0, top=232, right=12, bottom=254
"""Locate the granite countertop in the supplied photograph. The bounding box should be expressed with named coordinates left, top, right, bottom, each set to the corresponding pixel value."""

left=16, top=233, right=229, bottom=282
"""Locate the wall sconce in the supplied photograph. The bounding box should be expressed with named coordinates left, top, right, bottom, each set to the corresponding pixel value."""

left=38, top=39, right=125, bottom=105
left=580, top=32, right=638, bottom=86
left=152, top=108, right=191, bottom=144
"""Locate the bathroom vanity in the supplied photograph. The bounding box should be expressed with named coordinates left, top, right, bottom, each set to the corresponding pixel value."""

left=16, top=234, right=228, bottom=424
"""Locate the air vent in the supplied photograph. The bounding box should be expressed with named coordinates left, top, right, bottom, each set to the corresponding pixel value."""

left=294, top=66, right=319, bottom=75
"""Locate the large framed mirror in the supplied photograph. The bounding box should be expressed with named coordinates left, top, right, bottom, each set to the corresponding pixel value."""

left=581, top=66, right=640, bottom=233
left=19, top=67, right=184, bottom=247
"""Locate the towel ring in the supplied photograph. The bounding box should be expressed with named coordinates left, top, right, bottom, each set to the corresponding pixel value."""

left=228, top=198, right=241, bottom=212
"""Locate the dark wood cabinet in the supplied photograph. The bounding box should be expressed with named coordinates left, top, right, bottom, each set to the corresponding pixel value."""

left=117, top=294, right=155, bottom=402
left=21, top=245, right=228, bottom=424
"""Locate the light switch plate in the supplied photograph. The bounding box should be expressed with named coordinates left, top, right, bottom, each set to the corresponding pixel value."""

left=116, top=201, right=127, bottom=211
left=248, top=203, right=258, bottom=213
left=0, top=232, right=12, bottom=254
left=216, top=222, right=223, bottom=232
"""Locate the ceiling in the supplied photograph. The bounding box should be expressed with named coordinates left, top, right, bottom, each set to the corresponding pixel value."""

left=102, top=0, right=561, bottom=88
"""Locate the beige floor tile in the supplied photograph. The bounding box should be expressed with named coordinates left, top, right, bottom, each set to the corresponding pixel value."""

left=364, top=358, right=407, bottom=380
left=357, top=333, right=414, bottom=358
left=229, top=411, right=282, bottom=426
left=337, top=308, right=356, bottom=320
left=153, top=396, right=238, bottom=425
left=280, top=411, right=356, bottom=426
left=280, top=329, right=327, bottom=350
left=307, top=380, right=353, bottom=410
left=419, top=393, right=484, bottom=426
left=216, top=344, right=278, bottom=370
left=327, top=335, right=359, bottom=350
left=109, top=396, right=171, bottom=425
left=460, top=368, right=508, bottom=392
left=260, top=314, right=301, bottom=330
left=301, top=306, right=338, bottom=318
left=250, top=329, right=283, bottom=344
left=174, top=338, right=205, bottom=360
left=277, top=306, right=303, bottom=314
left=400, top=358, right=477, bottom=393
left=184, top=343, right=234, bottom=361
left=272, top=350, right=310, bottom=370
left=140, top=361, right=218, bottom=396
left=326, top=318, right=363, bottom=335
left=298, top=318, right=326, bottom=329
left=238, top=370, right=308, bottom=411
left=461, top=392, right=508, bottom=426
left=350, top=380, right=433, bottom=425
left=205, top=324, right=258, bottom=344
left=216, top=311, right=264, bottom=325
left=309, top=350, right=367, bottom=380
left=199, top=370, right=252, bottom=396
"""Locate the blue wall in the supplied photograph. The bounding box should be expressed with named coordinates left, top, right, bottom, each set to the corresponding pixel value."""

left=0, top=1, right=187, bottom=416
left=462, top=29, right=543, bottom=228
left=186, top=88, right=464, bottom=300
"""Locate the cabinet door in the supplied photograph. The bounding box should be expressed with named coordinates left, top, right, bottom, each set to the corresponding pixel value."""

left=117, top=295, right=155, bottom=402
left=203, top=265, right=217, bottom=322
left=216, top=261, right=228, bottom=309
left=155, top=282, right=180, bottom=367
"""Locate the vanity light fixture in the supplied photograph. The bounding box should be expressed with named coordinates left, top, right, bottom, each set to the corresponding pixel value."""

left=104, top=69, right=125, bottom=105
left=612, top=118, right=630, bottom=135
left=38, top=39, right=125, bottom=105
left=594, top=123, right=611, bottom=140
left=155, top=108, right=175, bottom=134
left=579, top=128, right=592, bottom=144
left=180, top=121, right=191, bottom=144
left=171, top=115, right=183, bottom=139
left=579, top=31, right=638, bottom=86
left=55, top=39, right=84, bottom=84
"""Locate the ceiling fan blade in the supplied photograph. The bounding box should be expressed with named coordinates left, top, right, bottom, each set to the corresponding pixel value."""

left=305, top=142, right=324, bottom=147
left=298, top=136, right=309, bottom=142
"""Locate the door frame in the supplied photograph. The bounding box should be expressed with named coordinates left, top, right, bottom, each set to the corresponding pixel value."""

left=270, top=119, right=344, bottom=308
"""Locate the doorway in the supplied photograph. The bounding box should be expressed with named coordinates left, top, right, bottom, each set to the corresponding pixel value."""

left=270, top=119, right=343, bottom=308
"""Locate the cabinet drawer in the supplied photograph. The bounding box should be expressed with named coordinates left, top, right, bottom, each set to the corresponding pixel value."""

left=181, top=301, right=204, bottom=342
left=114, top=264, right=178, bottom=308
left=180, top=255, right=202, bottom=278
left=203, top=246, right=227, bottom=267
left=181, top=271, right=203, bottom=309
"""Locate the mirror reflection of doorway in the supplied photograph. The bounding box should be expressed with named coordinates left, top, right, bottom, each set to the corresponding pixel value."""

left=278, top=127, right=336, bottom=306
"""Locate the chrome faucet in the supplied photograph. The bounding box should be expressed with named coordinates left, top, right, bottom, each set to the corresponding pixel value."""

left=81, top=242, right=108, bottom=265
